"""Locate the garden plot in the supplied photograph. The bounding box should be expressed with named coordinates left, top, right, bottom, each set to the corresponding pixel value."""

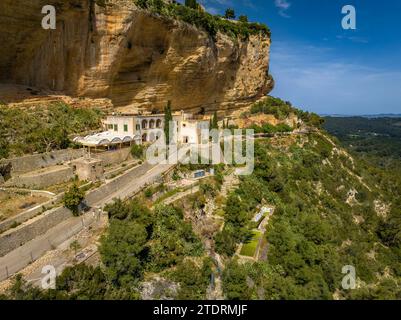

left=0, top=190, right=47, bottom=221
left=239, top=230, right=263, bottom=258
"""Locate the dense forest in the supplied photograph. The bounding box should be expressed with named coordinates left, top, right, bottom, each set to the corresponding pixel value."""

left=324, top=116, right=401, bottom=169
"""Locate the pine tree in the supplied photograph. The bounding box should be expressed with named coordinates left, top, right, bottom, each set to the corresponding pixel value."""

left=225, top=8, right=236, bottom=20
left=185, top=0, right=198, bottom=9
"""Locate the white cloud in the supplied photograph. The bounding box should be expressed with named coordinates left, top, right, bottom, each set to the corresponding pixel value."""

left=274, top=0, right=291, bottom=18
left=336, top=35, right=369, bottom=44
left=270, top=41, right=401, bottom=115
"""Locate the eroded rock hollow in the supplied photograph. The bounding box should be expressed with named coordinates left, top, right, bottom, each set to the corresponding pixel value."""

left=0, top=0, right=274, bottom=113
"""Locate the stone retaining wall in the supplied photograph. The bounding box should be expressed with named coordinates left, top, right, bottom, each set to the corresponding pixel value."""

left=0, top=182, right=93, bottom=235
left=0, top=194, right=63, bottom=234
left=0, top=149, right=84, bottom=175
left=4, top=166, right=74, bottom=189
left=0, top=207, right=72, bottom=257
left=95, top=148, right=132, bottom=166
left=0, top=163, right=153, bottom=256
left=85, top=162, right=153, bottom=205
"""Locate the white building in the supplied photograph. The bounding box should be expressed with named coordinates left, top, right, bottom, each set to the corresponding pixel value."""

left=74, top=111, right=209, bottom=148
left=178, top=115, right=210, bottom=145
left=104, top=113, right=165, bottom=144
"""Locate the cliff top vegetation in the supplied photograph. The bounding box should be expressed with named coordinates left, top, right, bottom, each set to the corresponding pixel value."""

left=97, top=0, right=271, bottom=39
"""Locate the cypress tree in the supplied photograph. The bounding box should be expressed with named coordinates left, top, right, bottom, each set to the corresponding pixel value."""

left=212, top=111, right=219, bottom=129
left=164, top=100, right=173, bottom=145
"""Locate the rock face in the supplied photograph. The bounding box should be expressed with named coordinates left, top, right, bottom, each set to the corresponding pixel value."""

left=0, top=0, right=273, bottom=114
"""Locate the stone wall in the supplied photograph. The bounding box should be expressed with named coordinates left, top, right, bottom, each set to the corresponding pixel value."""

left=95, top=148, right=132, bottom=166
left=0, top=160, right=160, bottom=257
left=0, top=183, right=92, bottom=235
left=85, top=162, right=153, bottom=205
left=0, top=149, right=84, bottom=175
left=0, top=193, right=63, bottom=234
left=4, top=166, right=74, bottom=189
left=0, top=206, right=72, bottom=257
left=0, top=148, right=131, bottom=188
left=0, top=163, right=152, bottom=256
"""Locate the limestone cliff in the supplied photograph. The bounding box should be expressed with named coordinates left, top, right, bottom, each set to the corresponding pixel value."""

left=0, top=0, right=273, bottom=114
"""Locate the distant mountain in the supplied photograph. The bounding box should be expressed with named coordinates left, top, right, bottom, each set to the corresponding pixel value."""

left=321, top=114, right=401, bottom=118
left=360, top=114, right=401, bottom=119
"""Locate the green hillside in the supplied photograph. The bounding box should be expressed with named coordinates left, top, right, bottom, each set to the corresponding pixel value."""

left=3, top=126, right=400, bottom=300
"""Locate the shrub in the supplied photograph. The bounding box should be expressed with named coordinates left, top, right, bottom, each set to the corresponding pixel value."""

left=130, top=144, right=145, bottom=159
left=172, top=258, right=212, bottom=300
left=144, top=187, right=154, bottom=198
left=185, top=0, right=198, bottom=10
left=239, top=15, right=248, bottom=23
left=63, top=183, right=85, bottom=216
left=222, top=260, right=252, bottom=300
left=0, top=138, right=9, bottom=159
left=215, top=229, right=237, bottom=256
left=250, top=96, right=295, bottom=120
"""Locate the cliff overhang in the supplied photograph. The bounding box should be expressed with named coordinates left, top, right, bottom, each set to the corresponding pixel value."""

left=0, top=0, right=274, bottom=114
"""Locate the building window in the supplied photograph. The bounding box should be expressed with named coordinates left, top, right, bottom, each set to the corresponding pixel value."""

left=124, top=124, right=128, bottom=132
left=156, top=131, right=162, bottom=141
left=113, top=124, right=118, bottom=131
left=142, top=120, right=148, bottom=129
left=108, top=124, right=113, bottom=130
left=150, top=119, right=155, bottom=129
left=156, top=119, right=162, bottom=128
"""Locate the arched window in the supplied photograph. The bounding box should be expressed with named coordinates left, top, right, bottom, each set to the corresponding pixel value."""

left=142, top=119, right=148, bottom=129
left=156, top=119, right=162, bottom=128
left=142, top=133, right=147, bottom=143
left=149, top=119, right=155, bottom=129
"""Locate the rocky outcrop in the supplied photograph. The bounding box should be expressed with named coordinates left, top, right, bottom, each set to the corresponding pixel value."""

left=0, top=0, right=273, bottom=114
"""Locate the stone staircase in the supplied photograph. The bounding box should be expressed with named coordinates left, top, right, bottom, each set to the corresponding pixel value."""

left=220, top=171, right=239, bottom=198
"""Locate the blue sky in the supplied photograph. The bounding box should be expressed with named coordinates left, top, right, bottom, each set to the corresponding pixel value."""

left=193, top=0, right=401, bottom=115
